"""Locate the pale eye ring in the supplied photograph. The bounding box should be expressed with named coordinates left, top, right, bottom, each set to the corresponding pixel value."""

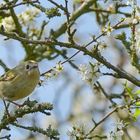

left=25, top=64, right=30, bottom=70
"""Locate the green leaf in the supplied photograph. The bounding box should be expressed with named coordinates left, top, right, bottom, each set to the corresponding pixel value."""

left=135, top=101, right=140, bottom=106
left=115, top=32, right=126, bottom=41
left=115, top=32, right=131, bottom=50
left=134, top=90, right=140, bottom=95
left=45, top=8, right=61, bottom=19
left=89, top=62, right=95, bottom=71
left=124, top=83, right=134, bottom=99
left=134, top=108, right=140, bottom=118
left=0, top=16, right=2, bottom=23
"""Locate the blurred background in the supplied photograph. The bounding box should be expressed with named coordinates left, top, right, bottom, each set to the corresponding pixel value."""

left=0, top=0, right=140, bottom=139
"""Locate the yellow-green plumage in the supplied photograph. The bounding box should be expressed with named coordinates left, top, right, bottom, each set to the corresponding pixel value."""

left=0, top=60, right=40, bottom=101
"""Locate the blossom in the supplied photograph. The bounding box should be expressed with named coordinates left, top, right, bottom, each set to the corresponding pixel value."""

left=132, top=18, right=138, bottom=24
left=116, top=130, right=124, bottom=137
left=0, top=7, right=40, bottom=32
left=18, top=7, right=40, bottom=25
left=45, top=72, right=53, bottom=79
left=102, top=23, right=114, bottom=36
left=98, top=42, right=107, bottom=51
left=116, top=120, right=125, bottom=130
left=107, top=4, right=116, bottom=13
left=0, top=16, right=15, bottom=32
left=79, top=63, right=101, bottom=85
left=107, top=120, right=125, bottom=140
left=28, top=27, right=40, bottom=39
left=55, top=63, right=64, bottom=73
left=44, top=63, right=64, bottom=79
left=108, top=130, right=124, bottom=140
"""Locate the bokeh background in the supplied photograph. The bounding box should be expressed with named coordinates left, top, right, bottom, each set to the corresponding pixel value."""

left=0, top=0, right=140, bottom=140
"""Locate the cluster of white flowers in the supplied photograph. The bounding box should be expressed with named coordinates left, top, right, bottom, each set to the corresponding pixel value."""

left=102, top=23, right=114, bottom=36
left=123, top=1, right=140, bottom=25
left=0, top=7, right=40, bottom=32
left=108, top=120, right=125, bottom=140
left=79, top=63, right=101, bottom=85
left=28, top=27, right=40, bottom=39
left=0, top=16, right=15, bottom=32
left=45, top=63, right=64, bottom=79
left=97, top=42, right=107, bottom=51
left=107, top=4, right=116, bottom=13
left=19, top=8, right=40, bottom=25
left=132, top=6, right=140, bottom=24
left=68, top=123, right=88, bottom=139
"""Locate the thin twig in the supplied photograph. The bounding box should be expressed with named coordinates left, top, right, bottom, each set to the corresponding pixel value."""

left=86, top=107, right=119, bottom=136
left=47, top=0, right=67, bottom=12
left=0, top=135, right=11, bottom=140
left=96, top=82, right=116, bottom=105
left=12, top=122, right=59, bottom=139
left=0, top=0, right=39, bottom=10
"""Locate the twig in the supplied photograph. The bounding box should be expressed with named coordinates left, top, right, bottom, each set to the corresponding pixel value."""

left=0, top=135, right=11, bottom=140
left=0, top=101, right=53, bottom=132
left=47, top=0, right=67, bottom=13
left=12, top=123, right=59, bottom=139
left=96, top=82, right=116, bottom=105
left=51, top=0, right=96, bottom=38
left=0, top=59, right=9, bottom=71
left=0, top=0, right=39, bottom=10
left=64, top=0, right=75, bottom=43
left=86, top=107, right=119, bottom=136
left=1, top=25, right=140, bottom=87
left=4, top=0, right=31, bottom=55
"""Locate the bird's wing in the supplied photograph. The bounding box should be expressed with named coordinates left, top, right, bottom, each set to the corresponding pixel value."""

left=0, top=70, right=18, bottom=81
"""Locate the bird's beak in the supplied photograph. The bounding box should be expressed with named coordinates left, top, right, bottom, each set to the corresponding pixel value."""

left=31, top=64, right=38, bottom=69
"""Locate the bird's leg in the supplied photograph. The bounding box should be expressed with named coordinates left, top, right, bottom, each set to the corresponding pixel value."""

left=5, top=99, right=24, bottom=107
left=2, top=98, right=11, bottom=117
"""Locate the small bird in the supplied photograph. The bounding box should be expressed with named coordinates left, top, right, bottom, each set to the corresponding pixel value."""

left=0, top=60, right=40, bottom=101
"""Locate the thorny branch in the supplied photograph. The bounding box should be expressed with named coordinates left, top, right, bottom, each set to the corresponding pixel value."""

left=0, top=100, right=59, bottom=139
left=1, top=19, right=140, bottom=87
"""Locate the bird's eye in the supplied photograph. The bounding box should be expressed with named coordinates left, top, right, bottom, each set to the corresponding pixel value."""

left=26, top=64, right=30, bottom=70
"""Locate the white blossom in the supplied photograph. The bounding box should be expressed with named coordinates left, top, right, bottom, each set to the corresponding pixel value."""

left=79, top=64, right=88, bottom=73
left=107, top=4, right=115, bottom=13
left=45, top=63, right=64, bottom=79
left=18, top=7, right=40, bottom=25
left=55, top=63, right=64, bottom=73
left=102, top=24, right=114, bottom=36
left=45, top=72, right=54, bottom=79
left=107, top=120, right=125, bottom=140
left=0, top=7, right=40, bottom=32
left=79, top=63, right=101, bottom=85
left=98, top=42, right=107, bottom=51
left=0, top=16, right=15, bottom=32
left=132, top=18, right=138, bottom=24
left=116, top=120, right=125, bottom=130
left=116, top=130, right=124, bottom=137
